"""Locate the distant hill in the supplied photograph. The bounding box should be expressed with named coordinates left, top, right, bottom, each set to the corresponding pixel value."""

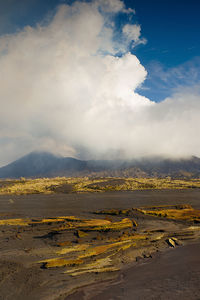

left=0, top=151, right=200, bottom=179
left=0, top=152, right=87, bottom=178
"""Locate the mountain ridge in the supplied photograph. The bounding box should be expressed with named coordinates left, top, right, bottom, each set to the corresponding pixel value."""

left=0, top=151, right=200, bottom=179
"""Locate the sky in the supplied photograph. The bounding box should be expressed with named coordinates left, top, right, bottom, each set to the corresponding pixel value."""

left=0, top=0, right=200, bottom=165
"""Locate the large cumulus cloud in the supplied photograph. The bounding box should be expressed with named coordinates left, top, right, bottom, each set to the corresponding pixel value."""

left=0, top=0, right=199, bottom=165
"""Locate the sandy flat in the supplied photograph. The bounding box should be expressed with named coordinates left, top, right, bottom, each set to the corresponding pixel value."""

left=69, top=242, right=200, bottom=300
left=0, top=189, right=200, bottom=300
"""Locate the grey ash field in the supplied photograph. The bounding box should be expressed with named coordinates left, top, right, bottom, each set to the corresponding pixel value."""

left=0, top=183, right=200, bottom=300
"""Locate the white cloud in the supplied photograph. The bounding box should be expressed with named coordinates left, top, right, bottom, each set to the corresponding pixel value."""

left=97, top=0, right=124, bottom=12
left=123, top=24, right=147, bottom=47
left=123, top=24, right=141, bottom=41
left=0, top=0, right=199, bottom=165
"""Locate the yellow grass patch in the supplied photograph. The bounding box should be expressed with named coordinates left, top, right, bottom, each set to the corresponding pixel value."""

left=56, top=244, right=89, bottom=255
left=0, top=218, right=30, bottom=226
left=42, top=258, right=84, bottom=268
left=1, top=177, right=200, bottom=195
left=30, top=218, right=66, bottom=224
left=0, top=177, right=67, bottom=195
left=64, top=257, right=112, bottom=274
left=29, top=216, right=83, bottom=225
left=67, top=266, right=119, bottom=276
left=137, top=205, right=200, bottom=222
left=86, top=218, right=133, bottom=231
left=52, top=218, right=134, bottom=232
left=94, top=209, right=131, bottom=215
left=77, top=230, right=89, bottom=238
left=79, top=239, right=136, bottom=259
left=57, top=241, right=72, bottom=247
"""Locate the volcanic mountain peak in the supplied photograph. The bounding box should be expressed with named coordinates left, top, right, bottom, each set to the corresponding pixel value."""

left=0, top=152, right=200, bottom=179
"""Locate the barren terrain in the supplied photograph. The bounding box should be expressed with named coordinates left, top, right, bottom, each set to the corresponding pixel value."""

left=0, top=182, right=200, bottom=299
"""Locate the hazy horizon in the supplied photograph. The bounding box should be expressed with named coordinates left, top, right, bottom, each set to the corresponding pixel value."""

left=0, top=150, right=199, bottom=169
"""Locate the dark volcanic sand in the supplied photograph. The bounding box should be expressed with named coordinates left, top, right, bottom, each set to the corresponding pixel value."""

left=0, top=189, right=200, bottom=218
left=0, top=189, right=200, bottom=300
left=68, top=243, right=200, bottom=300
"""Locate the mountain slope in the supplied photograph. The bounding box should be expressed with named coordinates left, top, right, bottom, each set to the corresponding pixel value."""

left=0, top=152, right=87, bottom=178
left=0, top=152, right=200, bottom=179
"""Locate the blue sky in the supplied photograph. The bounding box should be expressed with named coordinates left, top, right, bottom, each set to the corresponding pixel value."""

left=0, top=0, right=199, bottom=102
left=130, top=0, right=200, bottom=101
